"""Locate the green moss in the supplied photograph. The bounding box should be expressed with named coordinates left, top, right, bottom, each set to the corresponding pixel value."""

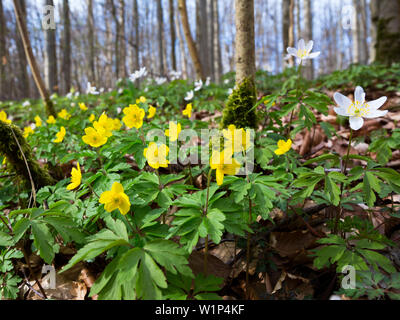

left=45, top=99, right=57, bottom=117
left=0, top=121, right=56, bottom=188
left=374, top=17, right=400, bottom=65
left=221, top=77, right=257, bottom=129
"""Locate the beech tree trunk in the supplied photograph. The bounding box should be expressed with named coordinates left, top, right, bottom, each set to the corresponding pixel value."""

left=119, top=0, right=127, bottom=78
left=15, top=0, right=29, bottom=98
left=303, top=0, right=314, bottom=78
left=43, top=0, right=58, bottom=94
left=88, top=0, right=95, bottom=82
left=175, top=6, right=188, bottom=78
left=212, top=0, right=222, bottom=83
left=157, top=0, right=165, bottom=76
left=370, top=0, right=400, bottom=65
left=12, top=0, right=56, bottom=116
left=169, top=0, right=177, bottom=71
left=235, top=0, right=255, bottom=83
left=177, top=0, right=204, bottom=80
left=0, top=0, right=7, bottom=100
left=62, top=0, right=71, bottom=94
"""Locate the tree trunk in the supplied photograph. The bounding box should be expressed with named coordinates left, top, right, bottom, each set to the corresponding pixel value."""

left=43, top=0, right=58, bottom=94
left=175, top=6, right=188, bottom=78
left=12, top=0, right=56, bottom=116
left=132, top=0, right=139, bottom=70
left=88, top=0, right=96, bottom=82
left=212, top=0, right=222, bottom=83
left=169, top=0, right=177, bottom=71
left=303, top=0, right=314, bottom=78
left=119, top=0, right=127, bottom=78
left=177, top=0, right=204, bottom=80
left=15, top=0, right=29, bottom=99
left=288, top=0, right=295, bottom=66
left=371, top=0, right=400, bottom=65
left=0, top=0, right=7, bottom=100
left=351, top=0, right=360, bottom=63
left=157, top=0, right=165, bottom=76
left=222, top=0, right=257, bottom=129
left=62, top=0, right=71, bottom=94
left=196, top=0, right=209, bottom=78
left=208, top=0, right=215, bottom=81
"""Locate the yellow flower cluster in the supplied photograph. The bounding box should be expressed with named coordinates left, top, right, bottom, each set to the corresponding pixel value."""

left=58, top=109, right=71, bottom=120
left=54, top=126, right=66, bottom=143
left=82, top=113, right=120, bottom=148
left=23, top=126, right=34, bottom=138
left=182, top=103, right=192, bottom=118
left=222, top=124, right=251, bottom=154
left=122, top=104, right=145, bottom=129
left=143, top=142, right=170, bottom=169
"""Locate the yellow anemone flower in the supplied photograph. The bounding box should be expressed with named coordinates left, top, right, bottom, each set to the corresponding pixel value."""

left=54, top=126, right=66, bottom=143
left=46, top=115, right=56, bottom=124
left=82, top=127, right=108, bottom=148
left=122, top=104, right=145, bottom=129
left=58, top=109, right=71, bottom=120
left=79, top=102, right=88, bottom=111
left=165, top=121, right=182, bottom=142
left=274, top=139, right=292, bottom=155
left=93, top=113, right=114, bottom=138
left=112, top=118, right=122, bottom=131
left=210, top=149, right=241, bottom=186
left=182, top=103, right=192, bottom=118
left=222, top=124, right=251, bottom=153
left=143, top=142, right=169, bottom=169
left=0, top=110, right=11, bottom=124
left=99, top=182, right=131, bottom=215
left=34, top=116, right=42, bottom=127
left=89, top=114, right=96, bottom=122
left=67, top=162, right=82, bottom=190
left=148, top=106, right=156, bottom=119
left=136, top=96, right=146, bottom=104
left=23, top=126, right=34, bottom=138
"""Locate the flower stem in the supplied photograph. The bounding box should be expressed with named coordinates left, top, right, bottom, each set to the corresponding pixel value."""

left=286, top=61, right=303, bottom=138
left=203, top=168, right=213, bottom=275
left=334, top=128, right=353, bottom=234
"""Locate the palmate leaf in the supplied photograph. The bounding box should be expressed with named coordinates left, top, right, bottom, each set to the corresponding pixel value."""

left=363, top=171, right=381, bottom=207
left=90, top=240, right=192, bottom=300
left=60, top=220, right=131, bottom=272
left=198, top=208, right=226, bottom=244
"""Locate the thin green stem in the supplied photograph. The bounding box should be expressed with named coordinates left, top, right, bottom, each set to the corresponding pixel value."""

left=286, top=61, right=303, bottom=138
left=334, top=129, right=353, bottom=234
left=203, top=168, right=213, bottom=275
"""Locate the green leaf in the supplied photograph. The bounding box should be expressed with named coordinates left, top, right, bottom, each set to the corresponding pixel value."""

left=0, top=231, right=13, bottom=246
left=31, top=221, right=55, bottom=264
left=60, top=229, right=130, bottom=272
left=363, top=171, right=381, bottom=208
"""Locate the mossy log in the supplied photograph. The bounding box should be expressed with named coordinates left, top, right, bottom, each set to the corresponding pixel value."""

left=222, top=78, right=257, bottom=129
left=0, top=121, right=55, bottom=188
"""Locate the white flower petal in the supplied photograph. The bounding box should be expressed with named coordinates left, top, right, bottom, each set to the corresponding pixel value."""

left=364, top=109, right=388, bottom=118
left=333, top=92, right=352, bottom=109
left=287, top=47, right=298, bottom=56
left=349, top=116, right=364, bottom=130
left=306, top=40, right=314, bottom=53
left=367, top=96, right=387, bottom=110
left=308, top=51, right=320, bottom=59
left=354, top=86, right=365, bottom=104
left=298, top=39, right=305, bottom=51
left=334, top=107, right=350, bottom=117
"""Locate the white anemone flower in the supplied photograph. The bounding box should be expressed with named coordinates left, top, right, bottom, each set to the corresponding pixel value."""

left=205, top=77, right=211, bottom=86
left=170, top=70, right=181, bottom=80
left=86, top=82, right=99, bottom=95
left=333, top=86, right=388, bottom=130
left=155, top=77, right=167, bottom=85
left=287, top=39, right=320, bottom=63
left=22, top=100, right=31, bottom=107
left=130, top=67, right=148, bottom=82
left=184, top=90, right=194, bottom=101
left=194, top=79, right=203, bottom=91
